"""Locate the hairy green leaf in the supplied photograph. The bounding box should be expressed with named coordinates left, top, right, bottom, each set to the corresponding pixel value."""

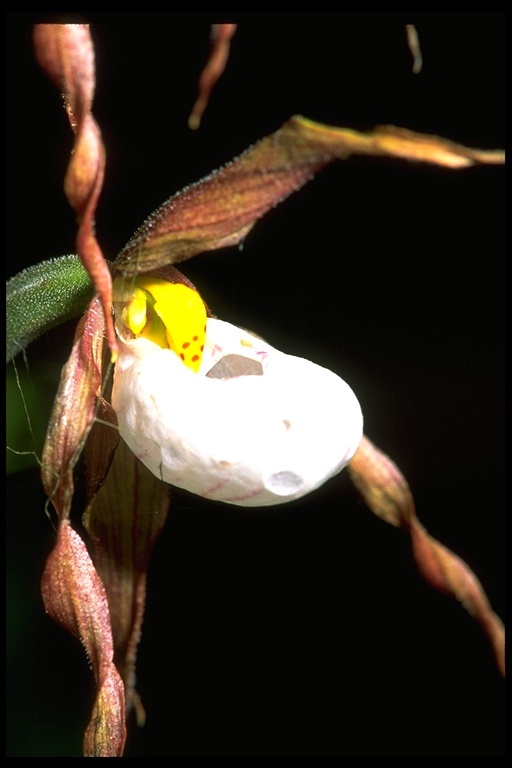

left=6, top=254, right=94, bottom=362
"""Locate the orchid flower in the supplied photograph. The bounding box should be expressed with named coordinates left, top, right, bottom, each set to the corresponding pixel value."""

left=112, top=274, right=363, bottom=506
left=6, top=20, right=505, bottom=757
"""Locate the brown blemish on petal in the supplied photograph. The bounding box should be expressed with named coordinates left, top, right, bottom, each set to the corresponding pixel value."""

left=206, top=354, right=263, bottom=379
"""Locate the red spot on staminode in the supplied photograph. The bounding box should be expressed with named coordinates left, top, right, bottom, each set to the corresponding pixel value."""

left=192, top=354, right=200, bottom=362
left=200, top=345, right=204, bottom=351
left=180, top=353, right=185, bottom=361
left=193, top=335, right=199, bottom=341
left=182, top=341, right=190, bottom=349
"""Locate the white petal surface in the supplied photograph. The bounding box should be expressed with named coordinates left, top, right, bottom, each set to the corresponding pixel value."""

left=112, top=319, right=363, bottom=506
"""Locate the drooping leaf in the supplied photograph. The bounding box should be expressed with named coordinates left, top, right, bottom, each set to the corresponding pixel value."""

left=114, top=116, right=504, bottom=276
left=6, top=254, right=94, bottom=362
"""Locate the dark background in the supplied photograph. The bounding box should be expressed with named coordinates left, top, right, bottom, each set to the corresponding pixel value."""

left=6, top=13, right=505, bottom=757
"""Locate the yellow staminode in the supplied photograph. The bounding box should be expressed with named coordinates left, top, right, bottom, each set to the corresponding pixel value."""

left=116, top=276, right=207, bottom=372
left=122, top=288, right=148, bottom=335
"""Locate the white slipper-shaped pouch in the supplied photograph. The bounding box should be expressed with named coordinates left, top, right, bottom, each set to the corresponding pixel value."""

left=112, top=276, right=363, bottom=507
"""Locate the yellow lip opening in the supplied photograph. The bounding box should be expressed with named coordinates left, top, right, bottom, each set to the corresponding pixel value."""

left=114, top=276, right=207, bottom=372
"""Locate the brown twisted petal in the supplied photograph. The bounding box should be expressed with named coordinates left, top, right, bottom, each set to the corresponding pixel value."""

left=348, top=436, right=505, bottom=678
left=41, top=295, right=106, bottom=521
left=32, top=24, right=116, bottom=359
left=41, top=520, right=126, bottom=757
left=188, top=23, right=237, bottom=130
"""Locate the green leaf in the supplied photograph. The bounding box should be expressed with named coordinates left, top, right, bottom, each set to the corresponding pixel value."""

left=6, top=254, right=95, bottom=362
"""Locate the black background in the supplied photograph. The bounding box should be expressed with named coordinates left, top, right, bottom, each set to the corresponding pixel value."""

left=6, top=13, right=505, bottom=757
